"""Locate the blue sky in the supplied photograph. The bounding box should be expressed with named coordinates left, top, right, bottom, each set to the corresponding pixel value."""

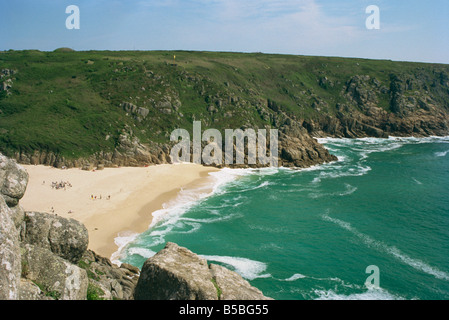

left=1, top=0, right=448, bottom=63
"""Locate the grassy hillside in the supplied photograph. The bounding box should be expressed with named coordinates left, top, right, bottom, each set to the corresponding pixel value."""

left=1, top=49, right=448, bottom=162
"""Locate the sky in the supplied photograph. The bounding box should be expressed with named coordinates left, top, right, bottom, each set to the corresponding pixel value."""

left=1, top=0, right=449, bottom=64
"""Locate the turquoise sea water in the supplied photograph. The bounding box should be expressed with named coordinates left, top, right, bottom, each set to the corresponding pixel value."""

left=117, top=137, right=449, bottom=300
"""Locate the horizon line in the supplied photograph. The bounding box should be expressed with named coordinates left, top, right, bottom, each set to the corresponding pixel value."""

left=1, top=48, right=448, bottom=66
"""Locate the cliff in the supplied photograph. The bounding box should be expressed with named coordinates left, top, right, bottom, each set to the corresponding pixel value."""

left=1, top=51, right=448, bottom=169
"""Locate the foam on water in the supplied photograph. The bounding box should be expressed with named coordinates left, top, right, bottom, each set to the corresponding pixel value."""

left=284, top=274, right=307, bottom=281
left=127, top=247, right=157, bottom=260
left=435, top=150, right=449, bottom=157
left=200, top=255, right=272, bottom=280
left=112, top=167, right=253, bottom=261
left=111, top=231, right=140, bottom=265
left=312, top=165, right=371, bottom=184
left=309, top=183, right=358, bottom=199
left=314, top=288, right=404, bottom=300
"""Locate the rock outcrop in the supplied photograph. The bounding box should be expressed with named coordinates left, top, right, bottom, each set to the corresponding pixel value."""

left=0, top=153, right=29, bottom=207
left=20, top=211, right=88, bottom=264
left=0, top=155, right=27, bottom=300
left=11, top=128, right=172, bottom=170
left=78, top=250, right=140, bottom=300
left=0, top=196, right=21, bottom=300
left=279, top=120, right=338, bottom=168
left=0, top=69, right=16, bottom=96
left=122, top=102, right=150, bottom=122
left=20, top=244, right=89, bottom=300
left=135, top=242, right=272, bottom=300
left=303, top=73, right=449, bottom=139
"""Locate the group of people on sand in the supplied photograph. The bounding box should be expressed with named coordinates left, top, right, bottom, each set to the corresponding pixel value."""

left=90, top=194, right=111, bottom=201
left=44, top=180, right=73, bottom=190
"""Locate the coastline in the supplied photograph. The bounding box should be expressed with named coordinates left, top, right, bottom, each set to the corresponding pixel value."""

left=20, top=163, right=220, bottom=260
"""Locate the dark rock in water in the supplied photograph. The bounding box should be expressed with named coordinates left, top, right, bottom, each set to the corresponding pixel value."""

left=134, top=242, right=272, bottom=300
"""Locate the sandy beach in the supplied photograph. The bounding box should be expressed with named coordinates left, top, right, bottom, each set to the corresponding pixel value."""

left=20, top=164, right=220, bottom=260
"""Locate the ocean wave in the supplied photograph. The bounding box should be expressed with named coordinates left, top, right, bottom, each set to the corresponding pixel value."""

left=179, top=211, right=243, bottom=225
left=435, top=150, right=449, bottom=157
left=359, top=143, right=403, bottom=160
left=324, top=135, right=449, bottom=144
left=126, top=247, right=157, bottom=260
left=111, top=231, right=140, bottom=265
left=389, top=136, right=449, bottom=144
left=200, top=255, right=271, bottom=280
left=314, top=287, right=404, bottom=300
left=312, top=165, right=371, bottom=184
left=250, top=167, right=280, bottom=176
left=283, top=274, right=307, bottom=281
left=319, top=136, right=449, bottom=156
left=113, top=167, right=268, bottom=263
left=208, top=168, right=254, bottom=194
left=322, top=214, right=449, bottom=282
left=149, top=167, right=251, bottom=230
left=238, top=180, right=272, bottom=192
left=309, top=183, right=358, bottom=199
left=282, top=272, right=362, bottom=289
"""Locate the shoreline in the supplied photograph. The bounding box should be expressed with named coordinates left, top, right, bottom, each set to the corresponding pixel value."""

left=20, top=164, right=220, bottom=260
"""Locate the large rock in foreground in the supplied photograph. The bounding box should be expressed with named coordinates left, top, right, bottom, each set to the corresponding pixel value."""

left=0, top=196, right=21, bottom=300
left=21, top=244, right=88, bottom=300
left=20, top=212, right=89, bottom=264
left=0, top=154, right=29, bottom=207
left=134, top=242, right=272, bottom=300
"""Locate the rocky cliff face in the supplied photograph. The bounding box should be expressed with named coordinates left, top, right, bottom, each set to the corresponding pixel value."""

left=0, top=153, right=272, bottom=300
left=13, top=127, right=172, bottom=170
left=304, top=73, right=449, bottom=139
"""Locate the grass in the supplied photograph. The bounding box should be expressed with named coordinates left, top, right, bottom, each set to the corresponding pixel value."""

left=211, top=278, right=222, bottom=300
left=86, top=283, right=105, bottom=301
left=1, top=50, right=448, bottom=160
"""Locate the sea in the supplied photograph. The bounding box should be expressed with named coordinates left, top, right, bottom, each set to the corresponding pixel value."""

left=114, top=136, right=449, bottom=300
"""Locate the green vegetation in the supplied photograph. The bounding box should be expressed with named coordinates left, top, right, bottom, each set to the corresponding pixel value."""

left=211, top=278, right=222, bottom=300
left=1, top=50, right=448, bottom=161
left=78, top=258, right=107, bottom=300
left=86, top=283, right=105, bottom=301
left=32, top=281, right=61, bottom=300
